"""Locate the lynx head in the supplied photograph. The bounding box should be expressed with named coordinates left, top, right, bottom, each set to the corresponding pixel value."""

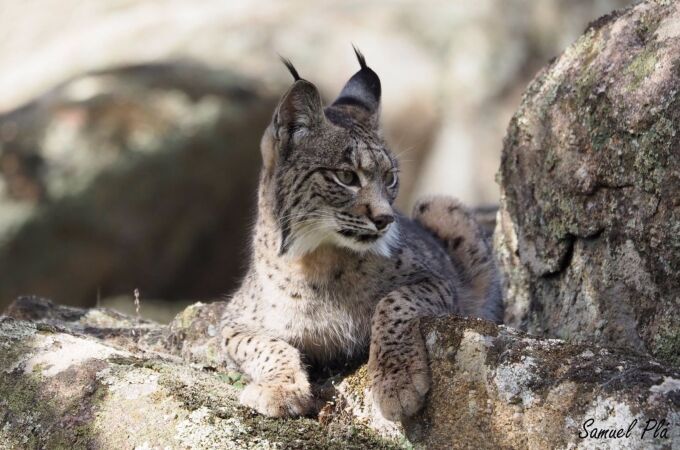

left=260, top=47, right=400, bottom=258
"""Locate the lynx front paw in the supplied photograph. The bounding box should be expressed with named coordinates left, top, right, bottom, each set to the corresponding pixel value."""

left=370, top=351, right=431, bottom=421
left=239, top=379, right=314, bottom=418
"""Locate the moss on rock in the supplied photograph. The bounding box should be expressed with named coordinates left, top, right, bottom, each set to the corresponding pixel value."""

left=3, top=299, right=680, bottom=449
left=497, top=0, right=680, bottom=365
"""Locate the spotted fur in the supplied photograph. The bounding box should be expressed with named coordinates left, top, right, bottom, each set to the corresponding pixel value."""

left=219, top=49, right=503, bottom=420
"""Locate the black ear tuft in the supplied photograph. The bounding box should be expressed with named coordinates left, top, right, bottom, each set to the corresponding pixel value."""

left=330, top=46, right=381, bottom=124
left=352, top=44, right=367, bottom=69
left=279, top=56, right=301, bottom=81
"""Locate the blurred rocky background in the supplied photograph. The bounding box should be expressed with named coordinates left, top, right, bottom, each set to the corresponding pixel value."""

left=0, top=0, right=633, bottom=317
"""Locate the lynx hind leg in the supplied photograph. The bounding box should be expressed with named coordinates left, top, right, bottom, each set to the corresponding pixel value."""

left=412, top=195, right=503, bottom=323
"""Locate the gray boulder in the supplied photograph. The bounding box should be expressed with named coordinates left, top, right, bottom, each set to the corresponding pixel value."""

left=496, top=0, right=680, bottom=366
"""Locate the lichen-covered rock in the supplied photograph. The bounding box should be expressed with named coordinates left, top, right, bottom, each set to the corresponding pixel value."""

left=163, top=300, right=229, bottom=367
left=496, top=0, right=680, bottom=365
left=0, top=298, right=400, bottom=450
left=3, top=297, right=679, bottom=449
left=336, top=316, right=680, bottom=449
left=412, top=317, right=679, bottom=449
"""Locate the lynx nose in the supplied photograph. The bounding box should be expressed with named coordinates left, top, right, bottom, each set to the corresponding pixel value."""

left=371, top=214, right=394, bottom=231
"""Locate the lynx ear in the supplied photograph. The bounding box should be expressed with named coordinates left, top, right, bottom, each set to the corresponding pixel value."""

left=330, top=46, right=381, bottom=126
left=262, top=60, right=325, bottom=174
left=275, top=79, right=325, bottom=140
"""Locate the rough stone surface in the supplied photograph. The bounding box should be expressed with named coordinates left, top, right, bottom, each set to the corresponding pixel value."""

left=3, top=297, right=678, bottom=449
left=414, top=317, right=679, bottom=450
left=496, top=0, right=680, bottom=365
left=1, top=298, right=400, bottom=450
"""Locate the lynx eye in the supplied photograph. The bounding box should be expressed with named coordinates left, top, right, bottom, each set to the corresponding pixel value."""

left=334, top=170, right=360, bottom=188
left=384, top=171, right=398, bottom=188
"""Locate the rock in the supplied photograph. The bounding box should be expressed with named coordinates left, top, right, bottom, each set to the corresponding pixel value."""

left=3, top=297, right=679, bottom=449
left=1, top=297, right=399, bottom=450
left=496, top=0, right=680, bottom=365
left=413, top=318, right=679, bottom=449
left=0, top=62, right=275, bottom=311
